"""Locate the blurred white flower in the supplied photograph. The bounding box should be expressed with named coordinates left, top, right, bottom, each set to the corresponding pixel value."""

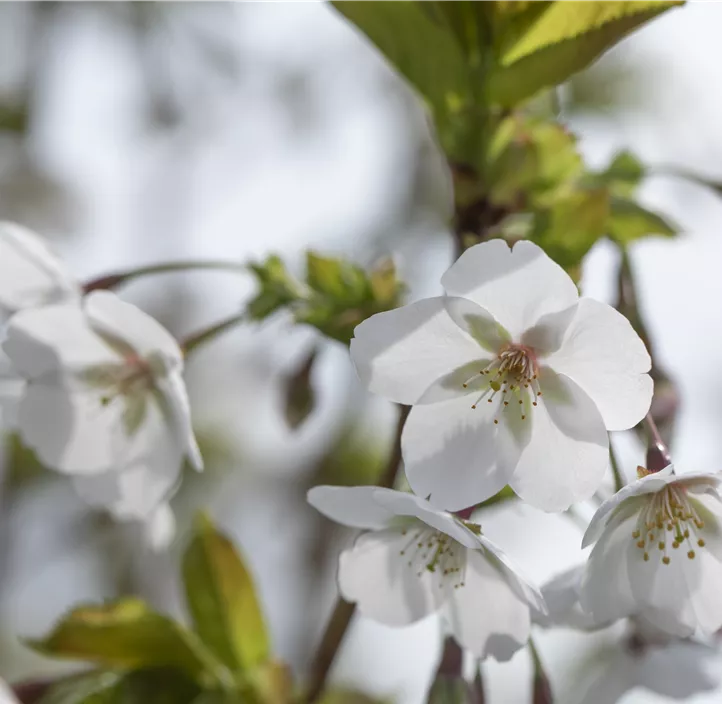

left=351, top=239, right=652, bottom=512
left=2, top=290, right=202, bottom=521
left=0, top=222, right=81, bottom=429
left=308, top=485, right=545, bottom=661
left=580, top=465, right=722, bottom=636
left=0, top=679, right=18, bottom=704
left=0, top=221, right=80, bottom=313
left=537, top=566, right=720, bottom=704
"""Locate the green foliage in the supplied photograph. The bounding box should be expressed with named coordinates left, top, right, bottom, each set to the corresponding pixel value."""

left=27, top=599, right=223, bottom=684
left=487, top=2, right=682, bottom=107
left=607, top=196, right=678, bottom=243
left=182, top=513, right=270, bottom=675
left=29, top=515, right=286, bottom=704
left=247, top=253, right=404, bottom=344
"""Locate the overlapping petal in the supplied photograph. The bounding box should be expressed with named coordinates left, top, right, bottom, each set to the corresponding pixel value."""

left=402, top=394, right=520, bottom=511
left=350, top=297, right=485, bottom=405
left=338, top=529, right=444, bottom=626
left=444, top=549, right=531, bottom=661
left=0, top=222, right=79, bottom=312
left=441, top=240, right=579, bottom=340
left=544, top=298, right=653, bottom=431
left=509, top=371, right=609, bottom=511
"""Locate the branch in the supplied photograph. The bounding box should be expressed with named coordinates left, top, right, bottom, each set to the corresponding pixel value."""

left=304, top=404, right=410, bottom=703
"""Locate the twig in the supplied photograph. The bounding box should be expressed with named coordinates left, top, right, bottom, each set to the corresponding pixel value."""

left=180, top=312, right=247, bottom=357
left=609, top=445, right=625, bottom=493
left=644, top=412, right=672, bottom=471
left=82, top=260, right=247, bottom=293
left=305, top=404, right=409, bottom=703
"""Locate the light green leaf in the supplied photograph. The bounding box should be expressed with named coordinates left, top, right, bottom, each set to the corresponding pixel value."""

left=28, top=599, right=224, bottom=685
left=38, top=671, right=124, bottom=704
left=590, top=150, right=646, bottom=197
left=182, top=513, right=270, bottom=674
left=488, top=1, right=682, bottom=106
left=306, top=252, right=369, bottom=303
left=247, top=255, right=302, bottom=321
left=531, top=187, right=610, bottom=271
left=608, top=197, right=678, bottom=243
left=39, top=670, right=204, bottom=704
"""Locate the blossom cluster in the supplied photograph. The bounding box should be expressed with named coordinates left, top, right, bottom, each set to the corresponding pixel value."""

left=308, top=238, right=722, bottom=673
left=0, top=223, right=202, bottom=549
left=3, top=222, right=722, bottom=692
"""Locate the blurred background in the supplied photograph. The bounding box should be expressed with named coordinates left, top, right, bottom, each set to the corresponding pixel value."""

left=1, top=2, right=722, bottom=702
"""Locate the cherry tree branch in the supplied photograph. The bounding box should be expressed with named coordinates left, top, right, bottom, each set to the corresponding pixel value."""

left=82, top=260, right=248, bottom=293
left=305, top=404, right=410, bottom=703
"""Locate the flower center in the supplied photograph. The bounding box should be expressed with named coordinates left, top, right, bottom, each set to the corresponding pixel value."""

left=398, top=525, right=467, bottom=589
left=83, top=354, right=155, bottom=408
left=631, top=485, right=706, bottom=564
left=461, top=344, right=542, bottom=424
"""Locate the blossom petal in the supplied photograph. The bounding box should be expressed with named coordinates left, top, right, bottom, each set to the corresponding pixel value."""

left=17, top=384, right=128, bottom=473
left=444, top=550, right=531, bottom=661
left=372, top=490, right=481, bottom=548
left=3, top=304, right=118, bottom=379
left=478, top=535, right=546, bottom=614
left=579, top=515, right=637, bottom=625
left=509, top=370, right=608, bottom=511
left=144, top=503, right=177, bottom=551
left=534, top=565, right=600, bottom=630
left=582, top=466, right=676, bottom=548
left=544, top=298, right=652, bottom=431
left=627, top=534, right=701, bottom=636
left=73, top=398, right=183, bottom=516
left=441, top=240, right=579, bottom=339
left=307, top=485, right=400, bottom=530
left=338, top=529, right=444, bottom=626
left=0, top=222, right=79, bottom=312
left=350, top=297, right=484, bottom=405
left=154, top=371, right=203, bottom=471
left=402, top=394, right=523, bottom=511
left=85, top=291, right=181, bottom=361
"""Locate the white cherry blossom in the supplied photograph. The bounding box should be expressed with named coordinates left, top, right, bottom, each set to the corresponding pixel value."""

left=537, top=566, right=720, bottom=704
left=350, top=239, right=652, bottom=512
left=2, top=290, right=202, bottom=523
left=0, top=222, right=81, bottom=429
left=0, top=679, right=18, bottom=704
left=580, top=465, right=722, bottom=636
left=308, top=485, right=545, bottom=661
left=0, top=221, right=80, bottom=312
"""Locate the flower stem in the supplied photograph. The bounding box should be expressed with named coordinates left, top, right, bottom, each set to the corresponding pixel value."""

left=609, top=445, right=625, bottom=493
left=83, top=260, right=247, bottom=293
left=304, top=404, right=410, bottom=703
left=644, top=412, right=672, bottom=471
left=181, top=312, right=247, bottom=357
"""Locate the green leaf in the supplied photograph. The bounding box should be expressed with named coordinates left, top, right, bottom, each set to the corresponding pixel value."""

left=27, top=599, right=224, bottom=685
left=530, top=187, right=610, bottom=271
left=589, top=149, right=646, bottom=197
left=306, top=253, right=370, bottom=304
left=40, top=670, right=203, bottom=704
left=247, top=256, right=302, bottom=321
left=182, top=513, right=270, bottom=674
left=38, top=672, right=124, bottom=704
left=488, top=1, right=682, bottom=106
left=607, top=197, right=678, bottom=243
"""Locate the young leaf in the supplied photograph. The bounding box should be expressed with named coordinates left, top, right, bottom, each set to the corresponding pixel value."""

left=530, top=187, right=610, bottom=271
left=588, top=150, right=646, bottom=197
left=182, top=513, right=270, bottom=675
left=27, top=599, right=223, bottom=685
left=488, top=1, right=682, bottom=106
left=306, top=253, right=369, bottom=304
left=39, top=669, right=203, bottom=704
left=608, top=197, right=678, bottom=243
